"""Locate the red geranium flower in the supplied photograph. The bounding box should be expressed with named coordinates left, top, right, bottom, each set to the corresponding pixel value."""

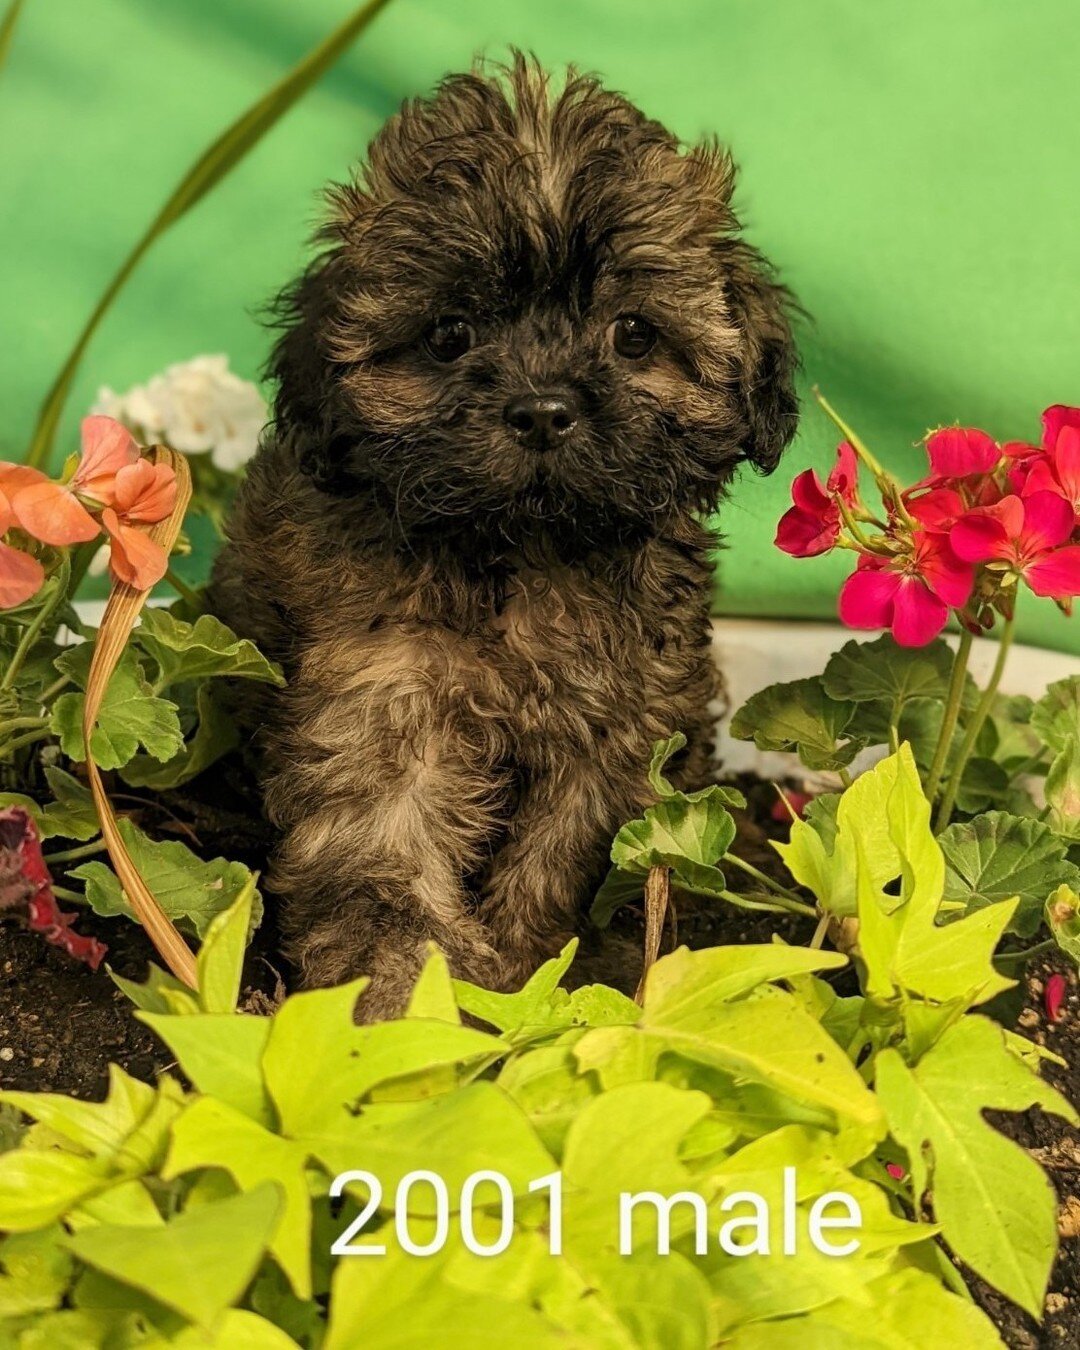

left=839, top=531, right=974, bottom=647
left=775, top=442, right=858, bottom=557
left=950, top=491, right=1080, bottom=601
left=924, top=427, right=1001, bottom=480
left=1022, top=423, right=1080, bottom=520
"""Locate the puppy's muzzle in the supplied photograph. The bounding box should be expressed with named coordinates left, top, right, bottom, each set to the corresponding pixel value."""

left=503, top=389, right=579, bottom=451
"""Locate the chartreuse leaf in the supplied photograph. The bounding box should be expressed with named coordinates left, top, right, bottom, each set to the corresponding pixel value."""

left=454, top=941, right=578, bottom=1033
left=823, top=634, right=957, bottom=714
left=196, top=879, right=255, bottom=1014
left=140, top=1013, right=273, bottom=1127
left=72, top=818, right=261, bottom=938
left=0, top=1065, right=154, bottom=1159
left=729, top=676, right=866, bottom=771
left=939, top=812, right=1080, bottom=935
left=850, top=747, right=1016, bottom=1008
left=120, top=682, right=240, bottom=790
left=65, top=1183, right=281, bottom=1331
left=133, top=608, right=284, bottom=690
left=50, top=645, right=183, bottom=771
left=1047, top=884, right=1080, bottom=966
left=722, top=1267, right=1000, bottom=1348
left=0, top=1227, right=73, bottom=1318
left=406, top=945, right=461, bottom=1022
left=0, top=1151, right=110, bottom=1232
left=170, top=1309, right=301, bottom=1349
left=876, top=1015, right=1078, bottom=1318
left=110, top=961, right=200, bottom=1016
left=165, top=1096, right=313, bottom=1298
left=640, top=944, right=848, bottom=1021
left=261, top=980, right=503, bottom=1138
left=497, top=1045, right=602, bottom=1155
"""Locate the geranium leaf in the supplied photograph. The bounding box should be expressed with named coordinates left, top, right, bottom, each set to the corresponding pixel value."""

left=65, top=1183, right=281, bottom=1331
left=611, top=795, right=736, bottom=884
left=648, top=732, right=686, bottom=797
left=1046, top=884, right=1080, bottom=967
left=50, top=647, right=183, bottom=771
left=938, top=812, right=1080, bottom=936
left=133, top=608, right=284, bottom=690
left=0, top=769, right=101, bottom=843
left=119, top=682, right=240, bottom=790
left=71, top=819, right=261, bottom=938
left=1031, top=674, right=1080, bottom=753
left=822, top=634, right=957, bottom=714
left=876, top=1016, right=1078, bottom=1317
left=729, top=677, right=867, bottom=771
left=1045, top=738, right=1080, bottom=841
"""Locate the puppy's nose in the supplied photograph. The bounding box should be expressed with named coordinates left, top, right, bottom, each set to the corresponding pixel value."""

left=503, top=391, right=579, bottom=449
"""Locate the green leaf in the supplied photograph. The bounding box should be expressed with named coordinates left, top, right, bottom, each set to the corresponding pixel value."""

left=120, top=682, right=240, bottom=790
left=876, top=1015, right=1078, bottom=1317
left=0, top=769, right=100, bottom=843
left=50, top=647, right=183, bottom=771
left=65, top=1183, right=282, bottom=1331
left=71, top=818, right=261, bottom=938
left=1045, top=736, right=1080, bottom=841
left=196, top=880, right=255, bottom=1014
left=1031, top=674, right=1080, bottom=753
left=133, top=608, right=285, bottom=690
left=939, top=812, right=1080, bottom=936
left=823, top=634, right=957, bottom=715
left=25, top=0, right=395, bottom=469
left=648, top=731, right=687, bottom=797
left=610, top=793, right=736, bottom=898
left=1047, top=884, right=1080, bottom=967
left=730, top=676, right=867, bottom=771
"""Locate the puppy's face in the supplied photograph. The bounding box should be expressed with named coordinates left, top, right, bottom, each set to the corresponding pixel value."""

left=274, top=61, right=797, bottom=548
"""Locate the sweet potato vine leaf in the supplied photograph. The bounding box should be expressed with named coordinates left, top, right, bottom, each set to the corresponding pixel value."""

left=938, top=812, right=1080, bottom=937
left=876, top=1015, right=1078, bottom=1318
left=71, top=818, right=261, bottom=938
left=729, top=676, right=867, bottom=771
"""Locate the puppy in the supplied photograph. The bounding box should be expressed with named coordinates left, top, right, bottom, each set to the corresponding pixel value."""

left=209, top=57, right=797, bottom=1016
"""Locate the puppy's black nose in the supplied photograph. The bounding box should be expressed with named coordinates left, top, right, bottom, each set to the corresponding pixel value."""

left=503, top=391, right=579, bottom=449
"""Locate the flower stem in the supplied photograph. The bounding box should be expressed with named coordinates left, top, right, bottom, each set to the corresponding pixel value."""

left=165, top=567, right=202, bottom=611
left=935, top=614, right=1017, bottom=829
left=0, top=727, right=51, bottom=757
left=923, top=629, right=974, bottom=804
left=723, top=851, right=807, bottom=906
left=813, top=388, right=887, bottom=478
left=45, top=838, right=106, bottom=865
left=0, top=556, right=70, bottom=694
left=0, top=715, right=47, bottom=738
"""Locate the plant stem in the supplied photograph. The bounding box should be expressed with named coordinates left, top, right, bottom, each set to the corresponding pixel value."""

left=838, top=767, right=854, bottom=789
left=38, top=674, right=71, bottom=705
left=0, top=727, right=51, bottom=756
left=935, top=613, right=1017, bottom=829
left=0, top=715, right=47, bottom=738
left=994, top=939, right=1055, bottom=971
left=0, top=556, right=69, bottom=693
left=723, top=852, right=809, bottom=906
left=165, top=566, right=202, bottom=610
left=813, top=388, right=886, bottom=478
left=923, top=629, right=974, bottom=803
left=51, top=884, right=85, bottom=904
left=718, top=889, right=794, bottom=915
left=45, top=838, right=105, bottom=865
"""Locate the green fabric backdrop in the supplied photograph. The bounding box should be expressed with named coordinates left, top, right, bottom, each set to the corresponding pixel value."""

left=2, top=0, right=1078, bottom=653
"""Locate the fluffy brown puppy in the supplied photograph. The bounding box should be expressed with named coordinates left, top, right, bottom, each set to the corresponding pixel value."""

left=209, top=57, right=797, bottom=1016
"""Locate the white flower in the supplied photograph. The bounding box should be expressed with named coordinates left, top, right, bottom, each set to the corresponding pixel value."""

left=92, top=355, right=267, bottom=472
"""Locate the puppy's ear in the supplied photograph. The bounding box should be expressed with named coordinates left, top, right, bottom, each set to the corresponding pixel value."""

left=719, top=239, right=799, bottom=474
left=267, top=184, right=374, bottom=493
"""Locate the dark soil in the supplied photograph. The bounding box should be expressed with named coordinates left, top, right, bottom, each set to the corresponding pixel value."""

left=0, top=766, right=1076, bottom=1347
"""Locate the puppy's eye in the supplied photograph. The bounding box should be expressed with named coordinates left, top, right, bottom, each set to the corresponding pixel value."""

left=610, top=314, right=657, bottom=360
left=424, top=315, right=475, bottom=363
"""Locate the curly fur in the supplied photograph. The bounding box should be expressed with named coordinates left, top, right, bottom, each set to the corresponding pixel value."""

left=209, top=56, right=797, bottom=1017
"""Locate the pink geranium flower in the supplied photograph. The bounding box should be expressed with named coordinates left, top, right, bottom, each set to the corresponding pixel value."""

left=0, top=465, right=46, bottom=608
left=839, top=532, right=974, bottom=647
left=924, top=427, right=1001, bottom=480
left=101, top=458, right=177, bottom=589
left=10, top=415, right=140, bottom=546
left=775, top=442, right=858, bottom=557
left=950, top=491, right=1080, bottom=601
